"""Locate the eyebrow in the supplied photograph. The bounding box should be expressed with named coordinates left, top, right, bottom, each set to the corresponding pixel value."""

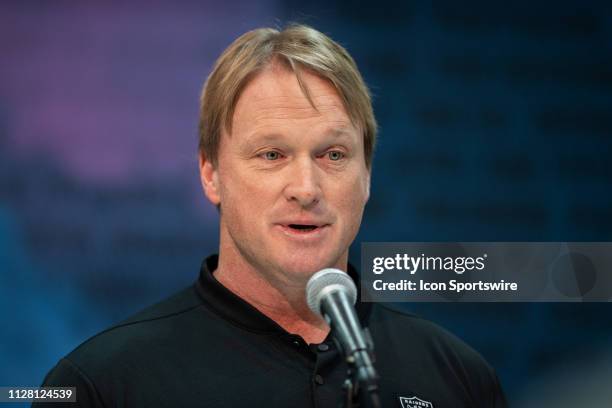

left=245, top=127, right=356, bottom=144
left=327, top=127, right=356, bottom=139
left=246, top=133, right=284, bottom=143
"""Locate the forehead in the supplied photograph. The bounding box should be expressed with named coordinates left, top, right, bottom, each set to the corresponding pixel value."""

left=230, top=63, right=355, bottom=137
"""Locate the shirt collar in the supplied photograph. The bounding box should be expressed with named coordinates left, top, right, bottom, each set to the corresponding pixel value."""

left=195, top=254, right=372, bottom=335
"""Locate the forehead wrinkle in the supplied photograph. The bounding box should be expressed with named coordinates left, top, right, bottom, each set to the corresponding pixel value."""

left=233, top=101, right=357, bottom=142
left=252, top=93, right=344, bottom=110
left=242, top=97, right=350, bottom=125
left=253, top=105, right=319, bottom=121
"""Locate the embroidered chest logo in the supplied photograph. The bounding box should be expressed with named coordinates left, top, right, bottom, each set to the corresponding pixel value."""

left=399, top=396, right=434, bottom=408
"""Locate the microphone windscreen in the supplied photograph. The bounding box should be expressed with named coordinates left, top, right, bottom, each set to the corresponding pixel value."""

left=306, top=268, right=357, bottom=316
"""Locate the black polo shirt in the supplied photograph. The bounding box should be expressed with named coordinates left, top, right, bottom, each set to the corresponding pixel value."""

left=37, top=255, right=507, bottom=407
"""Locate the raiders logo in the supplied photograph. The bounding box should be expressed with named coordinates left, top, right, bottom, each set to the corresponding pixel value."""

left=399, top=396, right=434, bottom=408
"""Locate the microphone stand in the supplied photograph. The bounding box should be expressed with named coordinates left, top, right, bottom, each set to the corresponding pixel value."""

left=340, top=331, right=381, bottom=408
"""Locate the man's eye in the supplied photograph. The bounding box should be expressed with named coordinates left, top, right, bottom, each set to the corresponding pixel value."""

left=327, top=151, right=345, bottom=161
left=262, top=151, right=280, bottom=160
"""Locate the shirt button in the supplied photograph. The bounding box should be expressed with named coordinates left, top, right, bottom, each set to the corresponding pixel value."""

left=317, top=343, right=330, bottom=352
left=314, top=374, right=324, bottom=385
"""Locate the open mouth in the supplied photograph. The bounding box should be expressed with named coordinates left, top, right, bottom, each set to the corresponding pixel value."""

left=287, top=224, right=318, bottom=232
left=276, top=222, right=329, bottom=240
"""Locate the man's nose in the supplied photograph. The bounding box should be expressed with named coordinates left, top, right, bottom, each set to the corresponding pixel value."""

left=283, top=157, right=322, bottom=208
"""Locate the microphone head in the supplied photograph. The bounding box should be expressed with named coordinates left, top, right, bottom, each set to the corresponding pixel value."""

left=306, top=268, right=357, bottom=317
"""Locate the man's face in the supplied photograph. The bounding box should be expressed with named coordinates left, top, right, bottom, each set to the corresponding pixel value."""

left=200, top=63, right=370, bottom=286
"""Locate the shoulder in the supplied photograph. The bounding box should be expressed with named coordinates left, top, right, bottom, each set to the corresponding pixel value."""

left=369, top=303, right=491, bottom=368
left=44, top=285, right=205, bottom=383
left=368, top=304, right=507, bottom=406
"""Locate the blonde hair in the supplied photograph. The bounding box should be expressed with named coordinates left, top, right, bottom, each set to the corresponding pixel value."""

left=198, top=24, right=377, bottom=169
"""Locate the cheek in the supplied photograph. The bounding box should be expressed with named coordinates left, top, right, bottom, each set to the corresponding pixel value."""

left=335, top=173, right=369, bottom=217
left=218, top=168, right=274, bottom=218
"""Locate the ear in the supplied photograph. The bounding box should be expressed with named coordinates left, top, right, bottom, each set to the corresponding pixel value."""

left=199, top=154, right=221, bottom=205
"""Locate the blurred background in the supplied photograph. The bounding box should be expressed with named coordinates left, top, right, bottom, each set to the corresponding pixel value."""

left=1, top=1, right=611, bottom=406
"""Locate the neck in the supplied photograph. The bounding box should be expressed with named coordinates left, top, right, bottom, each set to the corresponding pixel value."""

left=214, top=235, right=332, bottom=344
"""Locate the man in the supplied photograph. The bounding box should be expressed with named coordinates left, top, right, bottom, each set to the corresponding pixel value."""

left=38, top=25, right=507, bottom=407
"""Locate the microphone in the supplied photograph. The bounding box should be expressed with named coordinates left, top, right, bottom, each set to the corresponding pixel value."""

left=306, top=268, right=378, bottom=383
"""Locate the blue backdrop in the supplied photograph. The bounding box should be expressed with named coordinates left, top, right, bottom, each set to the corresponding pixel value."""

left=1, top=1, right=611, bottom=406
